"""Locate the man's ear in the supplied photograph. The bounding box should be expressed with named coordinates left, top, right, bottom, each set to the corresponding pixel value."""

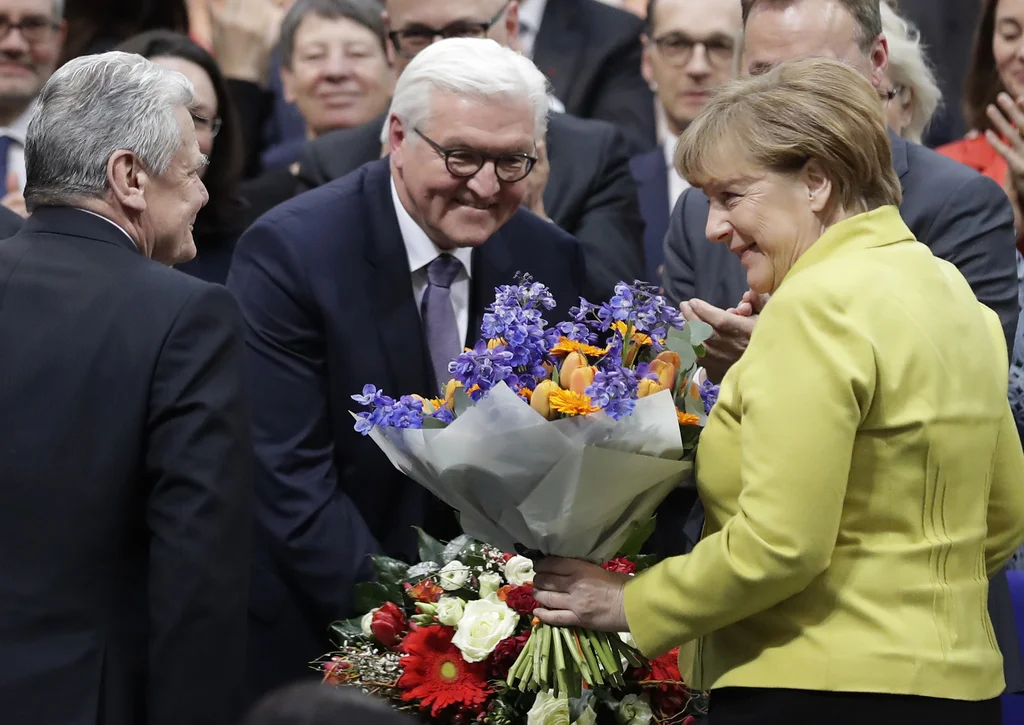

left=801, top=159, right=833, bottom=214
left=107, top=150, right=148, bottom=214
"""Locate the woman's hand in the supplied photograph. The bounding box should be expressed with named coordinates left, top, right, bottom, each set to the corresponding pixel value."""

left=532, top=557, right=630, bottom=632
left=208, top=0, right=286, bottom=84
left=986, top=93, right=1024, bottom=198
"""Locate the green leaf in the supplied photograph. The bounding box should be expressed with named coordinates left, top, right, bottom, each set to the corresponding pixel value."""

left=420, top=416, right=447, bottom=429
left=353, top=581, right=391, bottom=612
left=551, top=363, right=560, bottom=388
left=453, top=387, right=472, bottom=416
left=666, top=327, right=689, bottom=343
left=329, top=617, right=365, bottom=645
left=665, top=336, right=697, bottom=371
left=686, top=319, right=714, bottom=346
left=632, top=554, right=661, bottom=574
left=694, top=343, right=707, bottom=358
left=442, top=534, right=472, bottom=564
left=617, top=517, right=657, bottom=559
left=414, top=526, right=446, bottom=565
left=371, top=555, right=410, bottom=589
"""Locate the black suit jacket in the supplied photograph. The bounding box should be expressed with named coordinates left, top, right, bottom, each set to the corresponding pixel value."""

left=663, top=131, right=1020, bottom=352
left=297, top=112, right=644, bottom=302
left=0, top=208, right=252, bottom=725
left=0, top=205, right=22, bottom=238
left=533, top=0, right=655, bottom=154
left=227, top=158, right=586, bottom=699
left=629, top=146, right=670, bottom=284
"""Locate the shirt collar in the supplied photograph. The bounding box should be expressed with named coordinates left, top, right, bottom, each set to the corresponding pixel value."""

left=3, top=98, right=37, bottom=145
left=75, top=208, right=139, bottom=250
left=390, top=175, right=474, bottom=277
left=518, top=0, right=548, bottom=34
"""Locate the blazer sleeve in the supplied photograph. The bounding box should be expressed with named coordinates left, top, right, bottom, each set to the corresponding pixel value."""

left=226, top=219, right=379, bottom=623
left=623, top=281, right=875, bottom=657
left=145, top=284, right=253, bottom=725
left=661, top=189, right=699, bottom=309
left=568, top=124, right=645, bottom=301
left=919, top=173, right=1019, bottom=353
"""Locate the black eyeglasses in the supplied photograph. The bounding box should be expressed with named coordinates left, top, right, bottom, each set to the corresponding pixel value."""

left=192, top=113, right=222, bottom=139
left=650, top=32, right=735, bottom=69
left=0, top=15, right=59, bottom=44
left=415, top=128, right=536, bottom=183
left=388, top=1, right=511, bottom=58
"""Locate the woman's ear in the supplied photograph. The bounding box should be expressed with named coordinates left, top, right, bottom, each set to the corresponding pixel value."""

left=801, top=159, right=833, bottom=214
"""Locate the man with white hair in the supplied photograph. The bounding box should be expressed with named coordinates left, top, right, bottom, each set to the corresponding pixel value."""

left=228, top=37, right=585, bottom=698
left=0, top=52, right=252, bottom=725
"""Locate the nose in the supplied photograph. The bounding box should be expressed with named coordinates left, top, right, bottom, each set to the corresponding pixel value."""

left=466, top=162, right=501, bottom=198
left=705, top=206, right=732, bottom=245
left=0, top=24, right=30, bottom=54
left=323, top=50, right=351, bottom=79
left=198, top=179, right=210, bottom=209
left=686, top=43, right=713, bottom=76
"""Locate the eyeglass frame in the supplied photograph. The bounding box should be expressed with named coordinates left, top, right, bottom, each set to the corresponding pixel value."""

left=0, top=14, right=60, bottom=44
left=648, top=31, right=736, bottom=69
left=192, top=113, right=223, bottom=139
left=388, top=0, right=512, bottom=58
left=414, top=128, right=537, bottom=183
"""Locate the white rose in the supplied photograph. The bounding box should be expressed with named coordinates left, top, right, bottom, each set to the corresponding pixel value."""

left=451, top=594, right=519, bottom=662
left=438, top=560, right=470, bottom=591
left=617, top=694, right=653, bottom=725
left=527, top=690, right=570, bottom=725
left=436, top=597, right=466, bottom=627
left=574, top=705, right=598, bottom=725
left=504, top=555, right=535, bottom=586
left=478, top=571, right=502, bottom=599
left=360, top=608, right=379, bottom=637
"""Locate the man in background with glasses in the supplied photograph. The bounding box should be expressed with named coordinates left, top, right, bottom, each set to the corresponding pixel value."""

left=630, top=0, right=742, bottom=285
left=296, top=0, right=644, bottom=304
left=0, top=0, right=64, bottom=223
left=228, top=37, right=586, bottom=701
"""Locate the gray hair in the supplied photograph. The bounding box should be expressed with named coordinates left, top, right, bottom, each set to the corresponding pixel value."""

left=880, top=1, right=941, bottom=144
left=382, top=38, right=550, bottom=145
left=279, top=0, right=386, bottom=68
left=25, top=51, right=195, bottom=211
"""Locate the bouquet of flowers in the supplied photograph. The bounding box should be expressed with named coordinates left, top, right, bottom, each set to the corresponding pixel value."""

left=315, top=528, right=707, bottom=724
left=343, top=277, right=717, bottom=719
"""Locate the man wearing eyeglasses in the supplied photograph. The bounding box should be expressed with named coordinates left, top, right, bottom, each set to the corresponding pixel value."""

left=228, top=38, right=586, bottom=701
left=0, top=0, right=64, bottom=223
left=294, top=0, right=645, bottom=303
left=630, top=0, right=742, bottom=284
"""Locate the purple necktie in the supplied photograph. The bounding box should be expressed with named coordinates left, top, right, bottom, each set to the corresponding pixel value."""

left=422, top=254, right=463, bottom=390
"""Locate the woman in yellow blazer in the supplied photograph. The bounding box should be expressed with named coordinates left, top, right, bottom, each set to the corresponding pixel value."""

left=532, top=57, right=1024, bottom=724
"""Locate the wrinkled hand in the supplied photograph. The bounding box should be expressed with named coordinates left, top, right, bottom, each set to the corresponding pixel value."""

left=681, top=298, right=756, bottom=383
left=532, top=557, right=630, bottom=632
left=1, top=172, right=27, bottom=218
left=986, top=93, right=1024, bottom=199
left=522, top=137, right=550, bottom=221
left=209, top=0, right=285, bottom=84
left=727, top=289, right=770, bottom=317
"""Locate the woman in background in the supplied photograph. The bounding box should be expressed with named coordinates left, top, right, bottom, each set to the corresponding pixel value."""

left=879, top=1, right=942, bottom=143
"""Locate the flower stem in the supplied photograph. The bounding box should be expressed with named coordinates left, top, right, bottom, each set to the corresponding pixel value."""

left=507, top=633, right=533, bottom=685
left=559, top=627, right=594, bottom=687
left=538, top=625, right=552, bottom=690
left=532, top=624, right=543, bottom=690
left=552, top=626, right=568, bottom=696
left=577, top=629, right=605, bottom=686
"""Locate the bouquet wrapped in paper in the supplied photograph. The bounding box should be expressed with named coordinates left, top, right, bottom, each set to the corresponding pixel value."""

left=352, top=277, right=718, bottom=702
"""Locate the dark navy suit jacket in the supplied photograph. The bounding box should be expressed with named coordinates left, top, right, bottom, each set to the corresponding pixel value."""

left=629, top=147, right=670, bottom=285
left=227, top=158, right=586, bottom=699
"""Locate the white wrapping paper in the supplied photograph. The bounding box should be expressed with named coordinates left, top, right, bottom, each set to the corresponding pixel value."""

left=367, top=383, right=691, bottom=561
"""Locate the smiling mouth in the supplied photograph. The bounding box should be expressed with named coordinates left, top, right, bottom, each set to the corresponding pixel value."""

left=458, top=199, right=493, bottom=211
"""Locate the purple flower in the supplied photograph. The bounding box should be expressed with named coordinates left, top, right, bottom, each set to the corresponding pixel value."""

left=586, top=366, right=639, bottom=421
left=700, top=380, right=720, bottom=414
left=448, top=340, right=515, bottom=399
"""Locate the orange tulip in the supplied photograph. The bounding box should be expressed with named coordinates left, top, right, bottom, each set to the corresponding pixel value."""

left=649, top=359, right=678, bottom=391
left=569, top=366, right=598, bottom=396
left=655, top=350, right=681, bottom=368
left=637, top=378, right=666, bottom=398
left=444, top=379, right=462, bottom=408
left=559, top=351, right=587, bottom=388
left=531, top=379, right=559, bottom=420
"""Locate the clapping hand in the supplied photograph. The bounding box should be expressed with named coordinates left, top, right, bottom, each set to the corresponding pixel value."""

left=986, top=92, right=1024, bottom=197
left=208, top=0, right=286, bottom=84
left=532, top=557, right=630, bottom=632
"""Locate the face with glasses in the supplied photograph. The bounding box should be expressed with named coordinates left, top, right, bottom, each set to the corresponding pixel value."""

left=642, top=0, right=742, bottom=136
left=0, top=0, right=64, bottom=111
left=151, top=56, right=219, bottom=178
left=384, top=0, right=516, bottom=74
left=390, top=90, right=537, bottom=249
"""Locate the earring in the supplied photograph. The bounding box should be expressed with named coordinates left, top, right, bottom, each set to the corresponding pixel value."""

left=649, top=81, right=659, bottom=93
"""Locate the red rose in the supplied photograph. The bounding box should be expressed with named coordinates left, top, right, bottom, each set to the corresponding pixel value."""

left=371, top=601, right=408, bottom=648
left=487, top=631, right=530, bottom=677
left=602, top=557, right=637, bottom=575
left=502, top=552, right=514, bottom=562
left=503, top=584, right=540, bottom=615
left=645, top=648, right=689, bottom=717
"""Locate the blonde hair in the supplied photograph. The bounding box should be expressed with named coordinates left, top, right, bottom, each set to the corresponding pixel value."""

left=880, top=1, right=941, bottom=143
left=676, top=56, right=902, bottom=213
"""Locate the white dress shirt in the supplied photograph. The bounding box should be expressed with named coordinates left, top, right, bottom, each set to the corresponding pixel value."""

left=517, top=0, right=549, bottom=59
left=76, top=208, right=139, bottom=250
left=657, top=106, right=690, bottom=210
left=1, top=100, right=36, bottom=192
left=390, top=177, right=474, bottom=347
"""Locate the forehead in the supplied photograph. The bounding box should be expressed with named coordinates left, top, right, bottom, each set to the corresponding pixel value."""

left=651, top=0, right=742, bottom=36
left=294, top=14, right=378, bottom=44
left=743, top=1, right=859, bottom=66
left=419, top=92, right=535, bottom=151
left=386, top=0, right=502, bottom=26
left=997, top=0, right=1024, bottom=20
left=0, top=0, right=54, bottom=15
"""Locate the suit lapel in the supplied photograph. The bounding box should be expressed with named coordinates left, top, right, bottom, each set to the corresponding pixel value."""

left=361, top=160, right=437, bottom=396
left=532, top=0, right=584, bottom=106
left=632, top=149, right=671, bottom=281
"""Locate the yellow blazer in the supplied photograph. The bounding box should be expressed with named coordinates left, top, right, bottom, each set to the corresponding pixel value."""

left=624, top=206, right=1024, bottom=700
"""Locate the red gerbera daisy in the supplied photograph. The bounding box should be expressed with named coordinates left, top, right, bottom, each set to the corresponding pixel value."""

left=397, top=625, right=492, bottom=717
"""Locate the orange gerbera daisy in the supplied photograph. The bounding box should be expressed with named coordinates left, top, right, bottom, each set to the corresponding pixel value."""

left=677, top=411, right=701, bottom=426
left=517, top=386, right=533, bottom=402
left=611, top=321, right=656, bottom=348
left=398, top=625, right=491, bottom=717
left=550, top=337, right=607, bottom=357
left=549, top=388, right=601, bottom=417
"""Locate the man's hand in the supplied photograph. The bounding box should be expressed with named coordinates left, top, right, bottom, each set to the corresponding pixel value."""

left=681, top=298, right=757, bottom=383
left=208, top=0, right=285, bottom=84
left=522, top=137, right=550, bottom=221
left=2, top=172, right=27, bottom=218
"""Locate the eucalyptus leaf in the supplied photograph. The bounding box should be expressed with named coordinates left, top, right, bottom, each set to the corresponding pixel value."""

left=666, top=327, right=689, bottom=343
left=453, top=387, right=472, bottom=416
left=666, top=337, right=697, bottom=371
left=353, top=581, right=391, bottom=612
left=687, top=319, right=714, bottom=346
left=414, top=526, right=445, bottom=565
